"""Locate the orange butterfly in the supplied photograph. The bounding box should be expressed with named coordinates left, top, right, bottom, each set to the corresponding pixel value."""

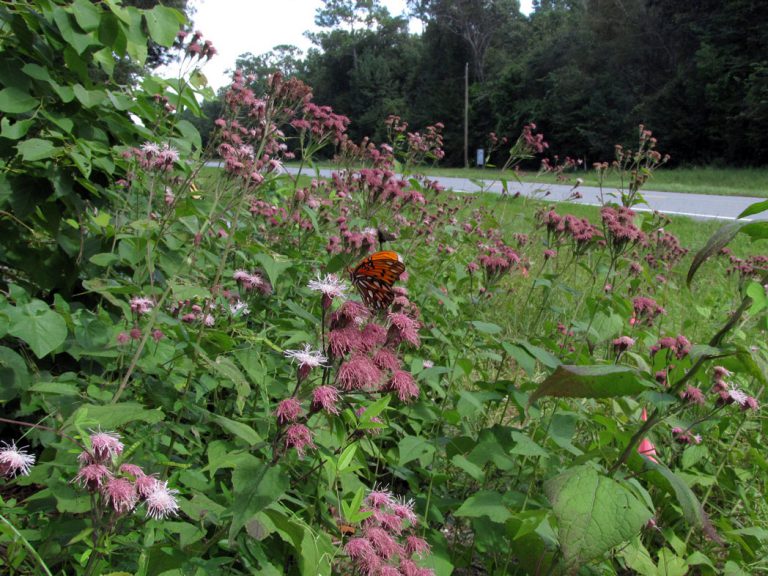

left=350, top=250, right=406, bottom=310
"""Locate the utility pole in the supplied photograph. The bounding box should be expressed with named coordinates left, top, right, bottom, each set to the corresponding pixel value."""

left=464, top=61, right=469, bottom=168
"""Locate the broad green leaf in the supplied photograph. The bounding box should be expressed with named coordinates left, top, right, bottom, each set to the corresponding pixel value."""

left=510, top=431, right=549, bottom=457
left=7, top=300, right=67, bottom=358
left=145, top=5, right=184, bottom=46
left=72, top=0, right=102, bottom=31
left=544, top=465, right=651, bottom=570
left=262, top=508, right=333, bottom=576
left=212, top=414, right=261, bottom=446
left=471, top=320, right=503, bottom=334
left=451, top=454, right=485, bottom=481
left=398, top=435, right=435, bottom=466
left=337, top=443, right=357, bottom=472
left=230, top=458, right=289, bottom=540
left=530, top=364, right=651, bottom=404
left=502, top=342, right=536, bottom=376
left=746, top=281, right=767, bottom=314
left=626, top=452, right=720, bottom=542
left=0, top=87, right=38, bottom=113
left=17, top=138, right=57, bottom=162
left=687, top=221, right=744, bottom=286
left=0, top=345, right=31, bottom=401
left=1, top=118, right=34, bottom=140
left=69, top=402, right=165, bottom=429
left=515, top=340, right=561, bottom=369
left=740, top=221, right=768, bottom=240
left=738, top=198, right=768, bottom=218
left=253, top=253, right=291, bottom=288
left=454, top=491, right=512, bottom=523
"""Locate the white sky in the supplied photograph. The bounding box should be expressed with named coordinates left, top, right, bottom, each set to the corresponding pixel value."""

left=172, top=0, right=534, bottom=91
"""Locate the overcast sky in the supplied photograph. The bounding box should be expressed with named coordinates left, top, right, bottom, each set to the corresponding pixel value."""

left=168, top=0, right=534, bottom=91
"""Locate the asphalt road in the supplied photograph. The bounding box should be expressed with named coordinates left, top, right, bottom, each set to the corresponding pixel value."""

left=277, top=166, right=767, bottom=222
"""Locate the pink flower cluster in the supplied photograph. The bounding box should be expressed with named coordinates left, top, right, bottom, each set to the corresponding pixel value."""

left=725, top=254, right=768, bottom=281
left=539, top=208, right=602, bottom=253
left=342, top=488, right=434, bottom=576
left=178, top=30, right=216, bottom=61
left=650, top=335, right=691, bottom=359
left=671, top=427, right=702, bottom=445
left=233, top=269, right=272, bottom=294
left=601, top=206, right=645, bottom=254
left=477, top=240, right=522, bottom=281
left=521, top=122, right=548, bottom=154
left=645, top=229, right=688, bottom=270
left=124, top=142, right=180, bottom=172
left=631, top=296, right=666, bottom=326
left=711, top=366, right=759, bottom=410
left=325, top=298, right=422, bottom=403
left=74, top=430, right=179, bottom=519
left=291, top=102, right=350, bottom=144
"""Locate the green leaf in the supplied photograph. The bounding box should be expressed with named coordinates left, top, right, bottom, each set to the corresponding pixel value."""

left=626, top=452, right=720, bottom=542
left=398, top=435, right=435, bottom=466
left=253, top=253, right=291, bottom=289
left=73, top=84, right=105, bottom=108
left=530, top=364, right=651, bottom=404
left=145, top=5, right=184, bottom=46
left=0, top=346, right=31, bottom=401
left=72, top=0, right=102, bottom=31
left=515, top=340, right=561, bottom=369
left=454, top=491, right=512, bottom=523
left=0, top=87, right=38, bottom=113
left=212, top=414, right=261, bottom=446
left=544, top=465, right=652, bottom=570
left=746, top=281, right=767, bottom=314
left=7, top=300, right=67, bottom=358
left=1, top=118, right=34, bottom=140
left=17, top=139, right=57, bottom=162
left=502, top=342, right=536, bottom=376
left=69, top=402, right=165, bottom=429
left=510, top=431, right=549, bottom=457
left=451, top=454, right=485, bottom=481
left=738, top=199, right=768, bottom=219
left=230, top=458, right=289, bottom=540
left=337, top=443, right=357, bottom=472
left=687, top=221, right=744, bottom=286
left=471, top=320, right=502, bottom=334
left=89, top=253, right=119, bottom=267
left=262, top=508, right=333, bottom=576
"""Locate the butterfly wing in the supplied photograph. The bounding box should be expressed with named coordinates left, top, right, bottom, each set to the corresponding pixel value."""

left=352, top=251, right=406, bottom=310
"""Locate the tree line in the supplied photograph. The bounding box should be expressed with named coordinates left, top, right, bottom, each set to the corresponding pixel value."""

left=192, top=0, right=768, bottom=168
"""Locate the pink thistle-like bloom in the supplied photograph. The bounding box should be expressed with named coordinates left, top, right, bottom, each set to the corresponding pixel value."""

left=388, top=370, right=419, bottom=402
left=151, top=329, right=164, bottom=342
left=119, top=463, right=145, bottom=477
left=102, top=477, right=138, bottom=513
left=744, top=396, right=760, bottom=411
left=373, top=348, right=401, bottom=371
left=612, top=336, right=635, bottom=352
left=311, top=385, right=341, bottom=414
left=130, top=327, right=142, bottom=340
left=284, top=344, right=328, bottom=369
left=680, top=385, right=706, bottom=405
left=387, top=312, right=421, bottom=347
left=116, top=331, right=130, bottom=345
left=379, top=566, right=401, bottom=576
left=285, top=424, right=315, bottom=458
left=405, top=535, right=431, bottom=557
left=713, top=366, right=731, bottom=379
left=338, top=355, right=382, bottom=390
left=0, top=442, right=36, bottom=478
left=144, top=481, right=180, bottom=520
left=367, top=488, right=395, bottom=509
left=275, top=397, right=303, bottom=423
left=90, top=430, right=124, bottom=461
left=359, top=322, right=387, bottom=351
left=130, top=296, right=155, bottom=315
left=135, top=474, right=160, bottom=498
left=392, top=497, right=418, bottom=526
left=328, top=326, right=361, bottom=357
left=74, top=463, right=111, bottom=491
left=364, top=526, right=403, bottom=559
left=345, top=537, right=379, bottom=571
left=422, top=359, right=434, bottom=369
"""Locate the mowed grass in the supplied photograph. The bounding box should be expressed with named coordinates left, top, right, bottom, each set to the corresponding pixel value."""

left=285, top=162, right=768, bottom=198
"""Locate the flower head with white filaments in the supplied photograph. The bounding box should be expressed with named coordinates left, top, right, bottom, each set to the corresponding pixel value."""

left=0, top=441, right=36, bottom=478
left=307, top=273, right=348, bottom=299
left=284, top=344, right=328, bottom=369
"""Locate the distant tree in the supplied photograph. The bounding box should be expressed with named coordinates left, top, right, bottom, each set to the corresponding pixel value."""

left=233, top=45, right=307, bottom=93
